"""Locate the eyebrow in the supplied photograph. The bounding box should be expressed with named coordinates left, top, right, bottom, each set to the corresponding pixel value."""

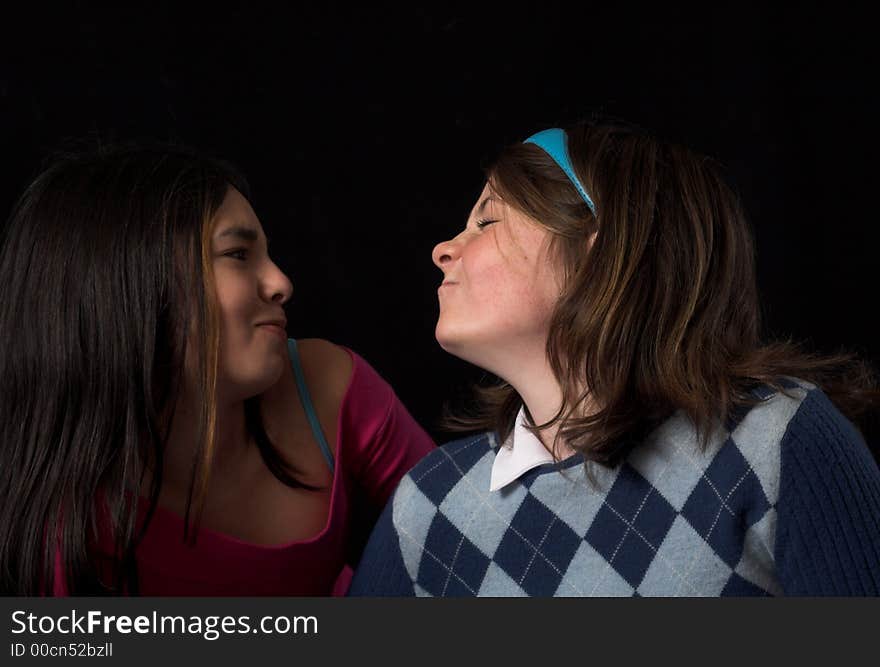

left=216, top=225, right=259, bottom=243
left=476, top=196, right=496, bottom=215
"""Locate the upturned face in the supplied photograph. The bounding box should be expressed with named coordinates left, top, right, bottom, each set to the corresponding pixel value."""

left=431, top=183, right=562, bottom=377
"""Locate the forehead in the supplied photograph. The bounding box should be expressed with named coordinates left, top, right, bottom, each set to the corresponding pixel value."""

left=212, top=187, right=264, bottom=237
left=469, top=183, right=499, bottom=216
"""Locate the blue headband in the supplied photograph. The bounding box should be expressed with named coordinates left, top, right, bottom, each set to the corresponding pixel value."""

left=523, top=128, right=596, bottom=213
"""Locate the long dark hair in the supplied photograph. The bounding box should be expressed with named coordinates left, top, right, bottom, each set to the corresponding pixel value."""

left=0, top=142, right=310, bottom=595
left=447, top=120, right=878, bottom=465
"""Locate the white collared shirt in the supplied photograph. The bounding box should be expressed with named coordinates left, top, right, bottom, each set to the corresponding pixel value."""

left=489, top=406, right=557, bottom=492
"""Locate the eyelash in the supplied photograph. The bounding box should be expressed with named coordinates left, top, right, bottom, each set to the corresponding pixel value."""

left=476, top=219, right=498, bottom=229
left=224, top=248, right=249, bottom=261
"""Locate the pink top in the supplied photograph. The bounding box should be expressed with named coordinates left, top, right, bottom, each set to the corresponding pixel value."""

left=53, top=349, right=434, bottom=596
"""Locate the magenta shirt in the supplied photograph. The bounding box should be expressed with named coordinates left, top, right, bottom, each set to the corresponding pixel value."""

left=53, top=349, right=435, bottom=596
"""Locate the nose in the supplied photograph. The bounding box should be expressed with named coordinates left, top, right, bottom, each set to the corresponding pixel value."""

left=431, top=235, right=460, bottom=270
left=262, top=260, right=293, bottom=305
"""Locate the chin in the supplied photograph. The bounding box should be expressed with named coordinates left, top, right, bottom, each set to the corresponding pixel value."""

left=222, top=360, right=286, bottom=403
left=435, top=327, right=478, bottom=365
left=434, top=322, right=459, bottom=354
left=435, top=326, right=507, bottom=377
left=235, top=377, right=282, bottom=403
left=257, top=358, right=286, bottom=391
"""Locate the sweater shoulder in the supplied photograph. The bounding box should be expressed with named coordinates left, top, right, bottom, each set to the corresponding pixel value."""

left=772, top=385, right=880, bottom=594
left=776, top=382, right=879, bottom=510
left=778, top=384, right=874, bottom=466
left=718, top=378, right=816, bottom=507
left=396, top=432, right=497, bottom=501
left=388, top=432, right=496, bottom=558
left=632, top=379, right=814, bottom=511
left=723, top=378, right=876, bottom=508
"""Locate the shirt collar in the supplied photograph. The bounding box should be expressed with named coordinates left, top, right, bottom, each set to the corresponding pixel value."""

left=489, top=406, right=555, bottom=492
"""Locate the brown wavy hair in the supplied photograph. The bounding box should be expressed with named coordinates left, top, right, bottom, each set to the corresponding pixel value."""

left=446, top=120, right=878, bottom=466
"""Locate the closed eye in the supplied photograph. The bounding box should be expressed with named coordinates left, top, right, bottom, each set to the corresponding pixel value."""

left=223, top=248, right=249, bottom=261
left=476, top=219, right=498, bottom=229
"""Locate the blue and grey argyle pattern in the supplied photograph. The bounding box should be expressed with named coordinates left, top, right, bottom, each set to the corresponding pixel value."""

left=349, top=380, right=880, bottom=596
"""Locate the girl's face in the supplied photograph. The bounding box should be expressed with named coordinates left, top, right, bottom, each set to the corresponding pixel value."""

left=431, top=183, right=562, bottom=376
left=209, top=187, right=293, bottom=402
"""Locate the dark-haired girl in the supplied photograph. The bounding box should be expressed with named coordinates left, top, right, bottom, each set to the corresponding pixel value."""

left=0, top=144, right=434, bottom=595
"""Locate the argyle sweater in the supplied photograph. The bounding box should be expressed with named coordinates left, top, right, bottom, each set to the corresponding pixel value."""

left=349, top=380, right=880, bottom=596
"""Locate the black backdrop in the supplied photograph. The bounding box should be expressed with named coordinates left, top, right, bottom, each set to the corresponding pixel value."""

left=2, top=4, right=877, bottom=443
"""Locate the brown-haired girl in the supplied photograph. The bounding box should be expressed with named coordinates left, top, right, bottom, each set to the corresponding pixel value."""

left=350, top=122, right=880, bottom=596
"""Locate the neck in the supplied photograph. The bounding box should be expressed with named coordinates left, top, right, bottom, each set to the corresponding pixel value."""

left=158, top=386, right=251, bottom=495
left=480, top=339, right=580, bottom=460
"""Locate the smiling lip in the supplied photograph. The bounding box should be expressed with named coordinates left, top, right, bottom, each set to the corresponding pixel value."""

left=256, top=320, right=287, bottom=340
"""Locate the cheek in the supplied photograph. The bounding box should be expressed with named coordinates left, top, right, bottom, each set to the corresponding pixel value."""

left=461, top=245, right=553, bottom=328
left=214, top=274, right=255, bottom=339
left=473, top=231, right=541, bottom=282
left=461, top=237, right=511, bottom=287
left=509, top=230, right=561, bottom=320
left=531, top=261, right=563, bottom=317
left=212, top=272, right=286, bottom=399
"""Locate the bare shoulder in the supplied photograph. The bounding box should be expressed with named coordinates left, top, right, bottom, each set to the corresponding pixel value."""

left=295, top=338, right=354, bottom=407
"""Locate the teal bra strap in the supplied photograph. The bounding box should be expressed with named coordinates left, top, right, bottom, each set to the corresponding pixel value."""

left=287, top=338, right=335, bottom=472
